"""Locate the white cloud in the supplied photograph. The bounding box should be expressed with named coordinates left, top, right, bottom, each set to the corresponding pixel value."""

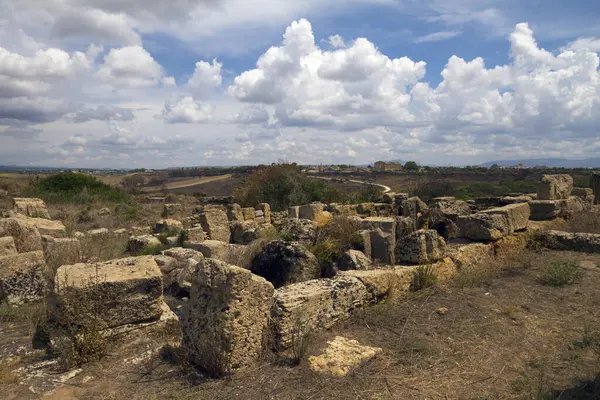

left=96, top=45, right=165, bottom=88
left=565, top=37, right=600, bottom=53
left=162, top=96, right=214, bottom=123
left=414, top=30, right=461, bottom=43
left=187, top=59, right=223, bottom=95
left=229, top=105, right=270, bottom=124
left=327, top=34, right=346, bottom=49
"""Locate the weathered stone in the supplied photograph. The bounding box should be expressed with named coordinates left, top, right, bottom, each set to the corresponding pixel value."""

left=499, top=195, right=533, bottom=205
left=87, top=228, right=109, bottom=237
left=54, top=256, right=163, bottom=328
left=493, top=233, right=528, bottom=258
left=185, top=226, right=206, bottom=242
left=456, top=213, right=511, bottom=241
left=0, top=217, right=43, bottom=252
left=182, top=259, right=274, bottom=374
left=529, top=198, right=586, bottom=221
left=298, top=203, right=325, bottom=221
left=12, top=198, right=50, bottom=219
left=0, top=250, right=46, bottom=304
left=396, top=216, right=416, bottom=239
left=271, top=276, right=369, bottom=348
left=481, top=203, right=530, bottom=232
left=276, top=218, right=316, bottom=243
left=226, top=203, right=245, bottom=222
left=431, top=198, right=471, bottom=220
left=13, top=215, right=66, bottom=237
left=42, top=236, right=81, bottom=276
left=288, top=206, right=300, bottom=219
left=447, top=243, right=493, bottom=269
left=309, top=336, right=382, bottom=376
left=395, top=229, right=446, bottom=264
left=534, top=230, right=600, bottom=253
left=153, top=254, right=179, bottom=275
left=163, top=203, right=182, bottom=217
left=241, top=207, right=256, bottom=221
left=368, top=229, right=395, bottom=265
left=358, top=230, right=371, bottom=261
left=230, top=220, right=259, bottom=245
left=183, top=240, right=243, bottom=264
left=0, top=236, right=17, bottom=256
left=356, top=202, right=377, bottom=217
left=373, top=203, right=394, bottom=217
left=254, top=210, right=264, bottom=218
left=256, top=203, right=271, bottom=223
left=537, top=174, right=573, bottom=200
left=250, top=241, right=320, bottom=288
left=401, top=197, right=429, bottom=222
left=360, top=217, right=396, bottom=236
left=572, top=187, right=594, bottom=207
left=341, top=268, right=413, bottom=301
left=162, top=247, right=205, bottom=262
left=337, top=250, right=372, bottom=271
left=199, top=209, right=231, bottom=243
left=127, top=235, right=161, bottom=253
left=154, top=219, right=183, bottom=233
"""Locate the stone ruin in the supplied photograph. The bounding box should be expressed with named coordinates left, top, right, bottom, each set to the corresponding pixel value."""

left=0, top=173, right=598, bottom=378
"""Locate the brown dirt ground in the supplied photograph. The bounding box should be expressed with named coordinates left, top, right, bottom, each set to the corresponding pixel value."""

left=3, top=250, right=600, bottom=399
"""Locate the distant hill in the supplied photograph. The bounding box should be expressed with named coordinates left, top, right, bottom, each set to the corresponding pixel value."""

left=480, top=158, right=600, bottom=168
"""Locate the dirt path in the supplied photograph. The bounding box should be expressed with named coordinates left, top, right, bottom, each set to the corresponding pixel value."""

left=141, top=174, right=233, bottom=192
left=314, top=176, right=392, bottom=193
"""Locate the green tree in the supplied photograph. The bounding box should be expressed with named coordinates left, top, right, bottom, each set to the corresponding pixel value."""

left=404, top=161, right=419, bottom=171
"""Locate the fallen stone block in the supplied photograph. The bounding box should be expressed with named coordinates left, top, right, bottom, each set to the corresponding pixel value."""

left=369, top=229, right=395, bottom=265
left=242, top=207, right=256, bottom=221
left=199, top=209, right=231, bottom=243
left=0, top=217, right=43, bottom=252
left=298, top=204, right=325, bottom=221
left=572, top=187, right=594, bottom=207
left=14, top=215, right=66, bottom=237
left=276, top=218, right=316, bottom=243
left=0, top=236, right=17, bottom=256
left=529, top=197, right=585, bottom=221
left=271, top=276, right=369, bottom=349
left=431, top=198, right=471, bottom=220
left=481, top=203, right=530, bottom=232
left=230, top=220, right=259, bottom=244
left=256, top=203, right=271, bottom=223
left=185, top=226, right=206, bottom=242
left=42, top=236, right=81, bottom=276
left=537, top=174, right=573, bottom=200
left=456, top=213, right=511, bottom=241
left=182, top=259, right=274, bottom=374
left=226, top=204, right=245, bottom=222
left=341, top=267, right=413, bottom=301
left=534, top=230, right=600, bottom=253
left=447, top=243, right=493, bottom=269
left=127, top=235, right=162, bottom=253
left=251, top=241, right=320, bottom=287
left=163, top=203, right=182, bottom=217
left=309, top=336, right=382, bottom=376
left=499, top=195, right=533, bottom=205
left=288, top=206, right=300, bottom=219
left=360, top=217, right=396, bottom=236
left=54, top=256, right=164, bottom=329
left=395, top=229, right=446, bottom=264
left=154, top=219, right=183, bottom=233
left=0, top=250, right=46, bottom=304
left=12, top=198, right=51, bottom=219
left=356, top=203, right=377, bottom=217
left=184, top=240, right=245, bottom=265
left=336, top=250, right=372, bottom=271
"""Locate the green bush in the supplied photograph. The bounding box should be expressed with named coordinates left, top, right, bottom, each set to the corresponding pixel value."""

left=27, top=173, right=131, bottom=204
left=539, top=260, right=583, bottom=287
left=411, top=265, right=438, bottom=291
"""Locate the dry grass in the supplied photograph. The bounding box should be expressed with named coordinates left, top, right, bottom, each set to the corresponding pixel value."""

left=545, top=210, right=600, bottom=234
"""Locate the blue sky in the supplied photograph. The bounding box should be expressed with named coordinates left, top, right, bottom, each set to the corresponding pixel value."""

left=1, top=0, right=600, bottom=167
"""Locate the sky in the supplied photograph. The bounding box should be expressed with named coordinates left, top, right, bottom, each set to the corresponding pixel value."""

left=1, top=0, right=600, bottom=168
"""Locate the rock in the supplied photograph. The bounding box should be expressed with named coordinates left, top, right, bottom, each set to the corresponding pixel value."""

left=456, top=213, right=511, bottom=241
left=308, top=336, right=382, bottom=376
left=401, top=197, right=429, bottom=229
left=572, top=187, right=594, bottom=207
left=254, top=210, right=264, bottom=218
left=97, top=207, right=112, bottom=216
left=395, top=229, right=446, bottom=264
left=0, top=236, right=17, bottom=256
left=87, top=228, right=109, bottom=237
left=54, top=256, right=164, bottom=329
left=382, top=192, right=395, bottom=204
left=153, top=255, right=179, bottom=275
left=12, top=198, right=51, bottom=219
left=226, top=204, right=245, bottom=222
left=431, top=198, right=471, bottom=220
left=13, top=215, right=66, bottom=237
left=127, top=235, right=161, bottom=253
left=592, top=173, right=600, bottom=204
left=271, top=276, right=369, bottom=349
left=396, top=216, right=416, bottom=239
left=337, top=250, right=372, bottom=271
left=256, top=203, right=271, bottom=223
left=356, top=203, right=376, bottom=217
left=529, top=198, right=585, bottom=221
left=185, top=226, right=206, bottom=242
left=42, top=236, right=81, bottom=276
left=199, top=209, right=231, bottom=243
left=360, top=217, right=396, bottom=235
left=368, top=229, right=395, bottom=265
left=276, top=218, right=316, bottom=243
left=499, top=196, right=533, bottom=205
left=537, top=174, right=573, bottom=200
left=230, top=220, right=259, bottom=245
left=242, top=207, right=256, bottom=221
left=447, top=243, right=493, bottom=268
left=154, top=219, right=183, bottom=233
left=358, top=230, right=371, bottom=260
left=182, top=259, right=274, bottom=374
left=341, top=267, right=414, bottom=302
left=183, top=240, right=243, bottom=265
left=162, top=247, right=205, bottom=262
left=0, top=217, right=43, bottom=252
left=298, top=203, right=325, bottom=221
left=480, top=203, right=530, bottom=232
left=163, top=203, right=182, bottom=217
left=250, top=241, right=320, bottom=288
left=288, top=206, right=300, bottom=219
left=534, top=230, right=600, bottom=253
left=0, top=250, right=46, bottom=304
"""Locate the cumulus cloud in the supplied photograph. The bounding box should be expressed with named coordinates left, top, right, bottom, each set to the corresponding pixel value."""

left=187, top=59, right=223, bottom=95
left=565, top=37, right=600, bottom=52
left=65, top=105, right=136, bottom=123
left=96, top=45, right=166, bottom=88
left=229, top=105, right=270, bottom=124
left=162, top=96, right=214, bottom=123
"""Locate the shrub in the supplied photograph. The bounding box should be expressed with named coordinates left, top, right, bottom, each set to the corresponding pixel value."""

left=309, top=216, right=363, bottom=277
left=546, top=211, right=600, bottom=234
left=539, top=260, right=583, bottom=287
left=411, top=265, right=438, bottom=291
left=27, top=173, right=131, bottom=204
